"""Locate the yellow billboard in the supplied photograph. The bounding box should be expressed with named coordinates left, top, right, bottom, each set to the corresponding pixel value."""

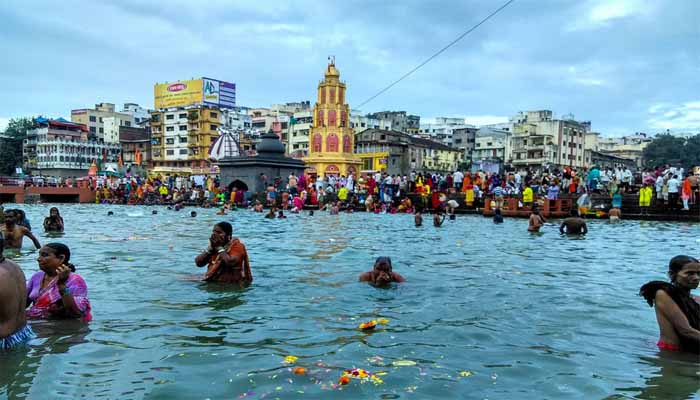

left=154, top=79, right=203, bottom=109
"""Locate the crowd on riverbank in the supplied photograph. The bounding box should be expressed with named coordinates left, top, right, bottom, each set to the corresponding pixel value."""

left=80, top=165, right=700, bottom=214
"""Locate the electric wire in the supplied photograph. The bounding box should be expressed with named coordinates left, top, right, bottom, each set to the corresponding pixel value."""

left=356, top=0, right=516, bottom=109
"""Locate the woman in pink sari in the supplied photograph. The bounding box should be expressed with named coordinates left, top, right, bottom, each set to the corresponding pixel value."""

left=26, top=243, right=92, bottom=322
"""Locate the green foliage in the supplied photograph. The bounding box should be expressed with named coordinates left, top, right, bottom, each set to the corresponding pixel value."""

left=4, top=117, right=34, bottom=139
left=682, top=135, right=700, bottom=167
left=643, top=134, right=694, bottom=168
left=0, top=137, right=23, bottom=175
left=0, top=117, right=34, bottom=175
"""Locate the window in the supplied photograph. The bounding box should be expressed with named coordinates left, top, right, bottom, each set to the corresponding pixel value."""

left=166, top=138, right=174, bottom=144
left=326, top=134, right=339, bottom=152
left=179, top=125, right=187, bottom=131
left=99, top=127, right=104, bottom=133
left=99, top=117, right=103, bottom=123
left=89, top=116, right=97, bottom=122
left=380, top=135, right=386, bottom=140
left=343, top=135, right=352, bottom=153
left=124, top=121, right=131, bottom=127
left=90, top=127, right=96, bottom=133
left=210, top=124, right=218, bottom=130
left=312, top=134, right=322, bottom=152
left=166, top=126, right=174, bottom=132
left=487, top=142, right=492, bottom=146
left=166, top=114, right=174, bottom=120
left=179, top=149, right=187, bottom=155
left=179, top=137, right=187, bottom=143
left=166, top=150, right=174, bottom=155
left=179, top=113, right=187, bottom=119
left=210, top=112, right=218, bottom=119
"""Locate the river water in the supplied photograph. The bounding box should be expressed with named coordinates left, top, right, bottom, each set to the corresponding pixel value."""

left=1, top=204, right=698, bottom=399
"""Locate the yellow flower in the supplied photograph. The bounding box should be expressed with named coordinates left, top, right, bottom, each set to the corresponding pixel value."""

left=459, top=371, right=473, bottom=377
left=377, top=318, right=390, bottom=325
left=283, top=355, right=298, bottom=364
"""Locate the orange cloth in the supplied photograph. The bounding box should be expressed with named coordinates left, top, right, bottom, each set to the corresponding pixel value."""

left=461, top=175, right=472, bottom=192
left=204, top=239, right=252, bottom=284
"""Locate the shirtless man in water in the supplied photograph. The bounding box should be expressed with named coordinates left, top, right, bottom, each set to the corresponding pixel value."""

left=1, top=211, right=41, bottom=250
left=559, top=208, right=588, bottom=235
left=0, top=235, right=35, bottom=350
left=528, top=209, right=546, bottom=232
left=359, top=257, right=405, bottom=287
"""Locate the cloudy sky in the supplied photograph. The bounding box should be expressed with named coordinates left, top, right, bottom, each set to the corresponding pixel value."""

left=1, top=0, right=698, bottom=135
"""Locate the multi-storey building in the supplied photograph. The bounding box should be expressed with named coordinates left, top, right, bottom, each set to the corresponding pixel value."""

left=596, top=133, right=651, bottom=168
left=419, top=117, right=475, bottom=146
left=149, top=77, right=236, bottom=175
left=24, top=117, right=120, bottom=177
left=510, top=110, right=589, bottom=170
left=366, top=111, right=420, bottom=134
left=119, top=126, right=151, bottom=168
left=71, top=103, right=134, bottom=142
left=149, top=106, right=221, bottom=174
left=354, top=128, right=462, bottom=175
left=350, top=113, right=393, bottom=133
left=451, top=127, right=478, bottom=165
left=472, top=127, right=512, bottom=165
left=288, top=110, right=313, bottom=157
left=122, top=103, right=151, bottom=125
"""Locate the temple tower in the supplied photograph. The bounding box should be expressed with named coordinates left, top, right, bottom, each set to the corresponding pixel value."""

left=303, top=59, right=361, bottom=177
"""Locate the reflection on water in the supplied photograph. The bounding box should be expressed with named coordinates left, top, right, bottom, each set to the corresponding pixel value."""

left=1, top=204, right=698, bottom=399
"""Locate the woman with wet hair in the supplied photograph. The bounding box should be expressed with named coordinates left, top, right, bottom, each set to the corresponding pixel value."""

left=43, top=207, right=64, bottom=233
left=26, top=243, right=92, bottom=321
left=640, top=255, right=700, bottom=353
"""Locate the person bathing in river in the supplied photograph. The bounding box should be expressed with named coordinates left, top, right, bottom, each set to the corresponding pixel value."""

left=414, top=211, right=423, bottom=227
left=433, top=212, right=445, bottom=227
left=1, top=210, right=41, bottom=250
left=559, top=208, right=588, bottom=235
left=195, top=222, right=252, bottom=286
left=528, top=208, right=546, bottom=232
left=0, top=234, right=36, bottom=349
left=26, top=243, right=92, bottom=321
left=359, top=256, right=405, bottom=287
left=608, top=207, right=622, bottom=222
left=43, top=207, right=64, bottom=233
left=640, top=256, right=700, bottom=353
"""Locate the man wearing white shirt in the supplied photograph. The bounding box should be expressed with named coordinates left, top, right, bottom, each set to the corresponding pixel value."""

left=453, top=170, right=464, bottom=190
left=667, top=175, right=681, bottom=209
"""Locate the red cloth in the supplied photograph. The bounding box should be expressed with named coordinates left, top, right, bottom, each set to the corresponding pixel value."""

left=657, top=340, right=680, bottom=351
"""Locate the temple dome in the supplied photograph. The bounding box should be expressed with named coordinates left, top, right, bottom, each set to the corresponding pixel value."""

left=209, top=130, right=240, bottom=160
left=257, top=130, right=286, bottom=155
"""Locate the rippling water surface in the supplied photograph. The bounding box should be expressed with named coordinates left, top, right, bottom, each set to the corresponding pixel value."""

left=1, top=204, right=698, bottom=399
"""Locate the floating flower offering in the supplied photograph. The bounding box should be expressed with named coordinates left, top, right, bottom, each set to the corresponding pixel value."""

left=340, top=368, right=385, bottom=385
left=293, top=367, right=306, bottom=375
left=358, top=320, right=377, bottom=330
left=282, top=355, right=298, bottom=364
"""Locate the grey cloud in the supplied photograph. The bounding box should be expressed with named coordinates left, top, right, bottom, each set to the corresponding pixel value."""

left=0, top=0, right=698, bottom=135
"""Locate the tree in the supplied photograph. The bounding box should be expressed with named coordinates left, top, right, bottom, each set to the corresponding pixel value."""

left=0, top=136, right=23, bottom=175
left=0, top=117, right=35, bottom=175
left=681, top=135, right=700, bottom=168
left=642, top=134, right=686, bottom=168
left=4, top=117, right=34, bottom=139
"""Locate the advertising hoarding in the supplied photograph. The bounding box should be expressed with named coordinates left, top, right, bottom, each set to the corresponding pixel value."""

left=154, top=78, right=236, bottom=109
left=203, top=77, right=236, bottom=108
left=154, top=79, right=203, bottom=109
